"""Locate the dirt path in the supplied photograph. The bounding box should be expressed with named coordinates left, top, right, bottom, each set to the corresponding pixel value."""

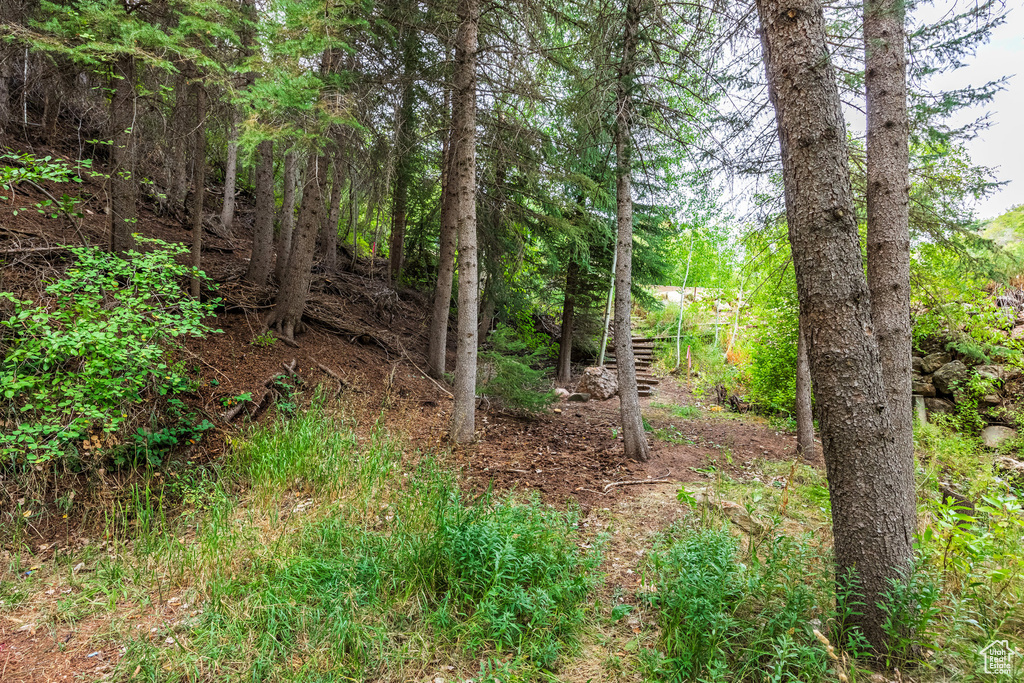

left=455, top=374, right=812, bottom=512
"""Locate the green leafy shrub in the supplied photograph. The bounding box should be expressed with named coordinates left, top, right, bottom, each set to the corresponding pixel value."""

left=0, top=239, right=220, bottom=466
left=128, top=398, right=214, bottom=467
left=434, top=494, right=600, bottom=667
left=878, top=559, right=941, bottom=667
left=0, top=151, right=88, bottom=218
left=478, top=324, right=556, bottom=414
left=642, top=526, right=832, bottom=682
left=747, top=302, right=799, bottom=414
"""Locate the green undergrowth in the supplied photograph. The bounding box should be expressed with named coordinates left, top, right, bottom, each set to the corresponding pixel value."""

left=626, top=418, right=1024, bottom=682
left=119, top=403, right=600, bottom=680
left=2, top=399, right=603, bottom=682
left=639, top=525, right=835, bottom=682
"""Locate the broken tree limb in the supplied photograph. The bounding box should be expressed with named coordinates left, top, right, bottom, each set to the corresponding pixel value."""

left=398, top=340, right=453, bottom=399
left=602, top=477, right=671, bottom=493
left=0, top=245, right=70, bottom=255
left=313, top=360, right=352, bottom=394
left=23, top=179, right=92, bottom=246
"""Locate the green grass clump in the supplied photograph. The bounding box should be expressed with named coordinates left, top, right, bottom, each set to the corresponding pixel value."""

left=651, top=401, right=701, bottom=419
left=640, top=526, right=832, bottom=682
left=115, top=400, right=600, bottom=681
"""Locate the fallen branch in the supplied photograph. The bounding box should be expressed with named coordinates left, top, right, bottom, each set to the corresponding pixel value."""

left=23, top=179, right=91, bottom=246
left=602, top=477, right=670, bottom=493
left=574, top=487, right=606, bottom=496
left=398, top=340, right=453, bottom=399
left=313, top=360, right=353, bottom=394
left=221, top=363, right=298, bottom=423
left=0, top=245, right=70, bottom=255
left=0, top=225, right=45, bottom=238
left=221, top=400, right=249, bottom=423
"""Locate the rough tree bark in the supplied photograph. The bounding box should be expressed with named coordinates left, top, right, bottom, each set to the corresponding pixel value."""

left=427, top=116, right=458, bottom=379
left=865, top=0, right=916, bottom=530
left=109, top=55, right=137, bottom=254
left=795, top=315, right=815, bottom=459
left=265, top=155, right=326, bottom=346
left=0, top=72, right=8, bottom=133
left=190, top=82, right=206, bottom=298
left=0, top=49, right=10, bottom=134
left=557, top=260, right=578, bottom=386
left=167, top=73, right=191, bottom=217
left=321, top=157, right=343, bottom=272
left=754, top=0, right=915, bottom=651
left=450, top=0, right=480, bottom=444
left=219, top=110, right=238, bottom=234
left=245, top=140, right=275, bottom=286
left=389, top=27, right=417, bottom=284
left=612, top=0, right=650, bottom=462
left=349, top=166, right=359, bottom=270
left=274, top=152, right=299, bottom=282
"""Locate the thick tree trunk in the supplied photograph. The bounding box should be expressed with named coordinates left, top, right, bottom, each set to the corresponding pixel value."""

left=266, top=155, right=326, bottom=346
left=478, top=292, right=495, bottom=339
left=322, top=158, right=343, bottom=272
left=190, top=82, right=206, bottom=298
left=167, top=73, right=191, bottom=217
left=219, top=109, right=238, bottom=235
left=349, top=167, right=359, bottom=270
left=450, top=0, right=480, bottom=444
left=557, top=261, right=578, bottom=386
left=865, top=0, right=916, bottom=531
left=754, top=0, right=914, bottom=652
left=109, top=55, right=137, bottom=255
left=613, top=0, right=650, bottom=463
left=427, top=124, right=459, bottom=380
left=274, top=152, right=299, bottom=282
left=0, top=58, right=9, bottom=133
left=795, top=315, right=815, bottom=459
left=245, top=140, right=275, bottom=286
left=389, top=33, right=417, bottom=284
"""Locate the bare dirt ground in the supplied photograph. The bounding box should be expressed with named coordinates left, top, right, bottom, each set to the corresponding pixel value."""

left=456, top=375, right=809, bottom=512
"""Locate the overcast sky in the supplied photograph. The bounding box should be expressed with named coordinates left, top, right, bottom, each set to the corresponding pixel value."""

left=917, top=1, right=1023, bottom=220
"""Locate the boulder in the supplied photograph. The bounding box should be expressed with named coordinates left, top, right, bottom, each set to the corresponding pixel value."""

left=981, top=425, right=1018, bottom=449
left=912, top=356, right=925, bottom=374
left=995, top=455, right=1024, bottom=477
left=567, top=392, right=590, bottom=402
left=977, top=364, right=1023, bottom=383
left=912, top=380, right=936, bottom=398
left=932, top=360, right=968, bottom=394
left=920, top=352, right=951, bottom=374
left=554, top=387, right=570, bottom=400
left=979, top=394, right=1002, bottom=407
left=975, top=365, right=1005, bottom=383
left=924, top=397, right=955, bottom=416
left=577, top=366, right=618, bottom=400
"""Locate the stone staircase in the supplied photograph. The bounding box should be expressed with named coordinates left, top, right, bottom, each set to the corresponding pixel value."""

left=604, top=335, right=665, bottom=398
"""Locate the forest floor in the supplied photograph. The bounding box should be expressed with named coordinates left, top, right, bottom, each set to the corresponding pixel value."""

left=0, top=364, right=817, bottom=682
